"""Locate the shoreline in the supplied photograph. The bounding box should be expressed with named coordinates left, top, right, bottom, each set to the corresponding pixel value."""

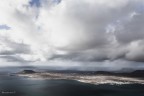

left=16, top=72, right=144, bottom=85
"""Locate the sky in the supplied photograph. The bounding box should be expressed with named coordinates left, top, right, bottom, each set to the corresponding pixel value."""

left=0, top=0, right=144, bottom=71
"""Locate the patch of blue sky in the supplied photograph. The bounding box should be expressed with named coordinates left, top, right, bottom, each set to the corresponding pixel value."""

left=29, top=0, right=41, bottom=7
left=52, top=0, right=61, bottom=4
left=135, top=3, right=144, bottom=13
left=29, top=0, right=61, bottom=7
left=0, top=25, right=11, bottom=30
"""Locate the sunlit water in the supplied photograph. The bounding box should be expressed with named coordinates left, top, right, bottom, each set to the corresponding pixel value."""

left=0, top=67, right=144, bottom=96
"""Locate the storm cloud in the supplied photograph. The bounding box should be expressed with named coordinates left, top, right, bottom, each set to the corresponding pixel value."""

left=0, top=0, right=144, bottom=68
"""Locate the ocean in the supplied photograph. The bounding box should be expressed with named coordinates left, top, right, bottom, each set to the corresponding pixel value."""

left=0, top=67, right=144, bottom=96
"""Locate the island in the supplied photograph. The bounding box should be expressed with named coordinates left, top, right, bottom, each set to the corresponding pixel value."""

left=15, top=70, right=144, bottom=85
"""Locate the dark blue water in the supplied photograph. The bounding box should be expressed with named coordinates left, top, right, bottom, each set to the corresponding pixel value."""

left=0, top=67, right=144, bottom=96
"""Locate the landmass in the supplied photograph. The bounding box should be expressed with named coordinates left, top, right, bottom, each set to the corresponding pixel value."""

left=15, top=70, right=144, bottom=85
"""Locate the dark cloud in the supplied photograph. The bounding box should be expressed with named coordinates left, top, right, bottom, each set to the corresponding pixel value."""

left=1, top=0, right=144, bottom=67
left=45, top=0, right=144, bottom=63
left=0, top=37, right=33, bottom=62
left=0, top=38, right=31, bottom=55
left=50, top=51, right=109, bottom=62
left=0, top=55, right=33, bottom=63
left=115, top=13, right=144, bottom=44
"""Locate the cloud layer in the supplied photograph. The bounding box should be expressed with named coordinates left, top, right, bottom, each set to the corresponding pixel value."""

left=0, top=0, right=144, bottom=68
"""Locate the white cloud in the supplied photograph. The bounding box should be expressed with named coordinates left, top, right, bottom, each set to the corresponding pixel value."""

left=0, top=0, right=144, bottom=69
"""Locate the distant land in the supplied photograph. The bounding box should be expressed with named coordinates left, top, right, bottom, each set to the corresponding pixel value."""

left=13, top=69, right=144, bottom=85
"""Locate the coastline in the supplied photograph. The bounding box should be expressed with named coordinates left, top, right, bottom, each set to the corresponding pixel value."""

left=16, top=72, right=144, bottom=85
